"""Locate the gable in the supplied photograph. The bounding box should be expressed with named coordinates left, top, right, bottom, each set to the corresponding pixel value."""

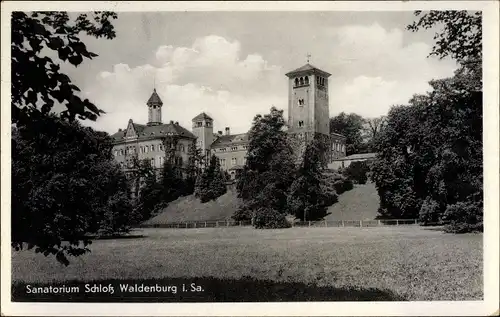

left=125, top=121, right=137, bottom=138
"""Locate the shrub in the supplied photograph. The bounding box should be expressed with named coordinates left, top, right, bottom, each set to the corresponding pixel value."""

left=418, top=197, right=442, bottom=225
left=253, top=208, right=291, bottom=229
left=232, top=205, right=253, bottom=222
left=443, top=201, right=483, bottom=233
left=343, top=161, right=370, bottom=184
left=333, top=179, right=353, bottom=195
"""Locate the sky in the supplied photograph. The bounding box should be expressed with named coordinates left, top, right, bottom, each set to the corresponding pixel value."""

left=63, top=11, right=459, bottom=135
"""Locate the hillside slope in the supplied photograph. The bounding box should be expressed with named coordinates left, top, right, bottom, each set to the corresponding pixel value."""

left=324, top=182, right=380, bottom=221
left=144, top=182, right=380, bottom=225
left=143, top=188, right=240, bottom=225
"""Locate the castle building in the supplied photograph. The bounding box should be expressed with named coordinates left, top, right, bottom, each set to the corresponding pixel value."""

left=112, top=63, right=346, bottom=181
left=111, top=89, right=196, bottom=178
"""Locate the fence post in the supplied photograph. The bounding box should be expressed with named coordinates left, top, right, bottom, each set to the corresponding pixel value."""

left=308, top=221, right=311, bottom=227
left=194, top=222, right=197, bottom=228
left=378, top=220, right=381, bottom=226
left=226, top=220, right=229, bottom=227
left=216, top=221, right=219, bottom=228
left=325, top=219, right=327, bottom=227
left=186, top=222, right=188, bottom=228
left=396, top=219, right=399, bottom=226
left=360, top=220, right=362, bottom=227
left=414, top=219, right=418, bottom=225
left=239, top=221, right=241, bottom=226
left=342, top=220, right=345, bottom=227
left=205, top=221, right=207, bottom=228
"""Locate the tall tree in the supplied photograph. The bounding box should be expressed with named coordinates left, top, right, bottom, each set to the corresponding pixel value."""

left=372, top=10, right=483, bottom=232
left=287, top=139, right=328, bottom=221
left=236, top=107, right=295, bottom=227
left=329, top=112, right=365, bottom=155
left=12, top=115, right=134, bottom=265
left=12, top=11, right=118, bottom=126
left=195, top=154, right=227, bottom=203
left=362, top=116, right=387, bottom=151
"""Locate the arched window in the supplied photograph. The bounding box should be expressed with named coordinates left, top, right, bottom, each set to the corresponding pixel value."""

left=150, top=158, right=155, bottom=167
left=151, top=145, right=155, bottom=152
left=294, top=78, right=299, bottom=87
left=304, top=76, right=309, bottom=85
left=317, top=76, right=320, bottom=85
left=300, top=77, right=304, bottom=86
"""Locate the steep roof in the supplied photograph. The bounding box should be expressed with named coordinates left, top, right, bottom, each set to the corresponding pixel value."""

left=147, top=89, right=163, bottom=105
left=285, top=63, right=331, bottom=77
left=111, top=121, right=196, bottom=143
left=211, top=133, right=249, bottom=147
left=192, top=112, right=213, bottom=121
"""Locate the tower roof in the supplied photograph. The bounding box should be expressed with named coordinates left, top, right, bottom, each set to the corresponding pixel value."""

left=192, top=112, right=213, bottom=121
left=147, top=89, right=163, bottom=105
left=285, top=63, right=331, bottom=77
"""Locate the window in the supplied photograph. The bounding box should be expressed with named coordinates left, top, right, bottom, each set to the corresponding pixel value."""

left=304, top=76, right=309, bottom=85
left=159, top=144, right=163, bottom=151
left=294, top=78, right=299, bottom=87
left=151, top=145, right=155, bottom=152
left=197, top=122, right=202, bottom=127
left=220, top=158, right=226, bottom=167
left=231, top=158, right=237, bottom=165
left=342, top=145, right=345, bottom=152
left=231, top=146, right=238, bottom=151
left=300, top=77, right=304, bottom=85
left=120, top=149, right=124, bottom=155
left=150, top=158, right=155, bottom=167
left=220, top=148, right=227, bottom=152
left=158, top=156, right=163, bottom=167
left=298, top=98, right=305, bottom=106
left=298, top=120, right=304, bottom=128
left=145, top=146, right=149, bottom=153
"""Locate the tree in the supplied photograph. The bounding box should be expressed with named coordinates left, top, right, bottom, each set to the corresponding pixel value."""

left=362, top=116, right=387, bottom=151
left=329, top=112, right=365, bottom=155
left=343, top=161, right=370, bottom=185
left=185, top=141, right=204, bottom=195
left=371, top=10, right=483, bottom=232
left=12, top=115, right=134, bottom=265
left=236, top=107, right=295, bottom=228
left=287, top=139, right=329, bottom=221
left=194, top=155, right=227, bottom=203
left=12, top=11, right=118, bottom=126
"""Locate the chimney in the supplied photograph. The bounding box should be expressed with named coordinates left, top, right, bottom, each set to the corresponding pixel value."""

left=225, top=127, right=230, bottom=136
left=170, top=120, right=174, bottom=124
left=218, top=131, right=223, bottom=136
left=118, top=128, right=122, bottom=132
left=175, top=121, right=179, bottom=125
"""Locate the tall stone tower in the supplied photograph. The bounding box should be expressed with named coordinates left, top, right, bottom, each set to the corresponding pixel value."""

left=192, top=112, right=214, bottom=157
left=147, top=88, right=163, bottom=126
left=285, top=63, right=332, bottom=163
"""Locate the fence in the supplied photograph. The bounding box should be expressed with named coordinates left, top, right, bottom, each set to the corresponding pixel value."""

left=140, top=219, right=419, bottom=229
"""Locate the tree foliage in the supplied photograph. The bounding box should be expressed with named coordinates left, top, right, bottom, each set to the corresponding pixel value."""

left=194, top=155, right=227, bottom=203
left=12, top=115, right=134, bottom=265
left=343, top=161, right=370, bottom=185
left=236, top=107, right=295, bottom=227
left=12, top=11, right=118, bottom=125
left=372, top=11, right=482, bottom=232
left=287, top=139, right=329, bottom=221
left=329, top=112, right=366, bottom=155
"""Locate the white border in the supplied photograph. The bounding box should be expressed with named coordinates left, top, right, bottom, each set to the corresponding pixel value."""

left=1, top=1, right=498, bottom=316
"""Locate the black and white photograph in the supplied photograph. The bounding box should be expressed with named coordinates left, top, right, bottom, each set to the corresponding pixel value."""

left=1, top=1, right=499, bottom=316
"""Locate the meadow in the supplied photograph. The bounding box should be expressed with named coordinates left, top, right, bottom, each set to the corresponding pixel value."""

left=11, top=226, right=482, bottom=301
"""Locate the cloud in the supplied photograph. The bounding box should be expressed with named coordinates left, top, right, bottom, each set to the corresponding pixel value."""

left=84, top=35, right=285, bottom=135
left=325, top=23, right=457, bottom=118
left=83, top=25, right=457, bottom=135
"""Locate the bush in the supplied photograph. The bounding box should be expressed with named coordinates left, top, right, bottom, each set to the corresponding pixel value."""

left=253, top=208, right=291, bottom=229
left=232, top=205, right=253, bottom=222
left=343, top=161, right=369, bottom=184
left=443, top=201, right=483, bottom=233
left=333, top=179, right=353, bottom=195
left=418, top=197, right=442, bottom=225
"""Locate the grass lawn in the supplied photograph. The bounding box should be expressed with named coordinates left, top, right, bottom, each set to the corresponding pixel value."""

left=11, top=226, right=482, bottom=301
left=325, top=182, right=380, bottom=221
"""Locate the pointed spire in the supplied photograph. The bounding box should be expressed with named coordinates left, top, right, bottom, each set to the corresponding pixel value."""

left=147, top=88, right=163, bottom=105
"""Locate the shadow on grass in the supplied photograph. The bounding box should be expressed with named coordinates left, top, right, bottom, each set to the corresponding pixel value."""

left=12, top=276, right=406, bottom=302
